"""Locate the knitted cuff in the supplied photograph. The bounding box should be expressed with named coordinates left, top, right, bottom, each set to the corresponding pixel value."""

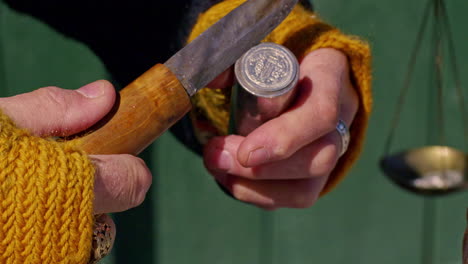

left=188, top=0, right=372, bottom=195
left=0, top=112, right=94, bottom=263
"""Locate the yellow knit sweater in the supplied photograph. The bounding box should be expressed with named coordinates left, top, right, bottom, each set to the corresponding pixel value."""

left=0, top=1, right=372, bottom=263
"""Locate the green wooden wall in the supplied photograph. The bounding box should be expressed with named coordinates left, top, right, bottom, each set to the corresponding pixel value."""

left=1, top=1, right=467, bottom=263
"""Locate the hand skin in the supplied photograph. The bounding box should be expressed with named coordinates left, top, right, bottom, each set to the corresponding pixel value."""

left=203, top=48, right=359, bottom=210
left=0, top=80, right=152, bottom=214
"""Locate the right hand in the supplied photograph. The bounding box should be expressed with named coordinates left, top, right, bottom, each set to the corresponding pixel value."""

left=204, top=49, right=357, bottom=210
left=0, top=80, right=152, bottom=214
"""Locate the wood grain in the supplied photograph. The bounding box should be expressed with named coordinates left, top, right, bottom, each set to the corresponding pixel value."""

left=78, top=64, right=191, bottom=155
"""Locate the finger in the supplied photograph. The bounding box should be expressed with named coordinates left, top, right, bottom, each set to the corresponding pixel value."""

left=237, top=49, right=354, bottom=167
left=0, top=80, right=116, bottom=137
left=91, top=154, right=152, bottom=214
left=215, top=173, right=329, bottom=209
left=206, top=67, right=234, bottom=89
left=204, top=133, right=340, bottom=180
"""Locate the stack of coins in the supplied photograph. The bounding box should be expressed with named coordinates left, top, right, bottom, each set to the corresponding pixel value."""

left=232, top=42, right=299, bottom=135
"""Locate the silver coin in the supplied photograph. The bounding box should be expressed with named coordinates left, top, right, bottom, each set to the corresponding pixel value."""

left=235, top=42, right=298, bottom=98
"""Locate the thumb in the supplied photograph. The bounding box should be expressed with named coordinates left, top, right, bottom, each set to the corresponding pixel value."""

left=0, top=80, right=116, bottom=137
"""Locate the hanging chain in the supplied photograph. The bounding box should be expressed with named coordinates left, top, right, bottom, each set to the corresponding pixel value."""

left=434, top=0, right=446, bottom=146
left=383, top=0, right=433, bottom=155
left=384, top=0, right=467, bottom=154
left=439, top=0, right=468, bottom=149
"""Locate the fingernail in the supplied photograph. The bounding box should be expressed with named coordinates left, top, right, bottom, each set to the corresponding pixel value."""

left=76, top=81, right=105, bottom=98
left=217, top=150, right=233, bottom=172
left=247, top=147, right=269, bottom=167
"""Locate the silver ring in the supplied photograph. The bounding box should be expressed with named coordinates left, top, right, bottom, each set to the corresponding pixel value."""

left=336, top=120, right=350, bottom=157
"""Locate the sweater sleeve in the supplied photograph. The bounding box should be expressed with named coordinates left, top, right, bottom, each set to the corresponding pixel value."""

left=0, top=111, right=94, bottom=263
left=187, top=0, right=372, bottom=195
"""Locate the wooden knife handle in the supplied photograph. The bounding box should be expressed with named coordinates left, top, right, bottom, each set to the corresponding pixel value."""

left=77, top=64, right=191, bottom=155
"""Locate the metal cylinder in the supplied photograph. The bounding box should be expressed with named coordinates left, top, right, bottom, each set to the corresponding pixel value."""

left=231, top=42, right=299, bottom=135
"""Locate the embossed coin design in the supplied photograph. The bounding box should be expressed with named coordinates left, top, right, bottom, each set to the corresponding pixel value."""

left=235, top=42, right=299, bottom=98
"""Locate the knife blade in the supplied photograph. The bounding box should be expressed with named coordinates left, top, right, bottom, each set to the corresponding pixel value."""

left=166, top=0, right=298, bottom=96
left=78, top=0, right=298, bottom=155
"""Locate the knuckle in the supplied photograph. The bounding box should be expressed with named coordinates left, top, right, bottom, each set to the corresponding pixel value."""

left=231, top=186, right=252, bottom=204
left=92, top=154, right=152, bottom=213
left=136, top=159, right=153, bottom=191
left=36, top=86, right=70, bottom=124
left=311, top=139, right=339, bottom=177
left=270, top=132, right=296, bottom=160
left=272, top=145, right=288, bottom=160
left=314, top=152, right=338, bottom=177
left=37, top=87, right=70, bottom=112
left=317, top=160, right=336, bottom=177
left=125, top=155, right=152, bottom=208
left=232, top=189, right=248, bottom=203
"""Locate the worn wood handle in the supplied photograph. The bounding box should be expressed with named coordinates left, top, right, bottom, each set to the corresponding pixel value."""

left=78, top=64, right=191, bottom=155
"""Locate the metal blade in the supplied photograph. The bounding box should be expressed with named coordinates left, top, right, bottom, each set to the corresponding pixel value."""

left=165, top=0, right=298, bottom=96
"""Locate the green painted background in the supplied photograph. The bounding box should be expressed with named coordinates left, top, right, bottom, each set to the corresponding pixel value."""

left=1, top=1, right=467, bottom=263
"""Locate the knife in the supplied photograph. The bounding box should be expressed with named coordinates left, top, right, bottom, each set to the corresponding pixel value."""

left=78, top=0, right=298, bottom=155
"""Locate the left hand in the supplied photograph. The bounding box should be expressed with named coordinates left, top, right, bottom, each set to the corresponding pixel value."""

left=203, top=48, right=358, bottom=210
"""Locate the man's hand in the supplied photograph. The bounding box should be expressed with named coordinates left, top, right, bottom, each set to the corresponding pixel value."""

left=203, top=48, right=358, bottom=210
left=0, top=80, right=152, bottom=214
